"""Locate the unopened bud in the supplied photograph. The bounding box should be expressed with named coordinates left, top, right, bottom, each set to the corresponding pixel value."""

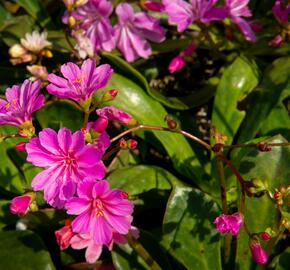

left=127, top=139, right=138, bottom=149
left=164, top=115, right=178, bottom=129
left=75, top=0, right=88, bottom=7
left=274, top=191, right=282, bottom=200
left=9, top=44, right=27, bottom=58
left=101, top=89, right=119, bottom=102
left=249, top=239, right=268, bottom=265
left=41, top=49, right=53, bottom=58
left=142, top=1, right=165, bottom=12
left=18, top=122, right=35, bottom=138
left=93, top=117, right=109, bottom=133
left=15, top=142, right=27, bottom=152
left=256, top=142, right=272, bottom=152
left=119, top=138, right=127, bottom=149
left=259, top=232, right=271, bottom=241
left=27, top=65, right=48, bottom=80
left=212, top=143, right=224, bottom=153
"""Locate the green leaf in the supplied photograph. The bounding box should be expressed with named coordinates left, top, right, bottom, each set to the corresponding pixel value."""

left=107, top=165, right=178, bottom=195
left=14, top=0, right=52, bottom=27
left=0, top=230, right=55, bottom=270
left=238, top=56, right=290, bottom=143
left=212, top=56, right=260, bottom=144
left=232, top=135, right=290, bottom=269
left=112, top=230, right=172, bottom=270
left=0, top=200, right=18, bottom=230
left=162, top=185, right=222, bottom=270
left=36, top=101, right=83, bottom=131
left=276, top=248, right=290, bottom=270
left=0, top=4, right=12, bottom=25
left=98, top=73, right=213, bottom=193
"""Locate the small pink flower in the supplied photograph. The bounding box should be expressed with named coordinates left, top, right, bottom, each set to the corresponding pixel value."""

left=65, top=180, right=134, bottom=245
left=47, top=59, right=113, bottom=102
left=0, top=79, right=45, bottom=127
left=249, top=239, right=268, bottom=265
left=168, top=55, right=186, bottom=74
left=10, top=194, right=33, bottom=215
left=114, top=3, right=165, bottom=62
left=213, top=212, right=243, bottom=235
left=143, top=1, right=165, bottom=12
left=96, top=106, right=134, bottom=125
left=225, top=0, right=256, bottom=42
left=26, top=128, right=106, bottom=208
left=163, top=0, right=228, bottom=32
left=55, top=220, right=75, bottom=250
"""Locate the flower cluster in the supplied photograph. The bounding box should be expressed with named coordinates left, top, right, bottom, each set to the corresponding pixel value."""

left=5, top=59, right=136, bottom=263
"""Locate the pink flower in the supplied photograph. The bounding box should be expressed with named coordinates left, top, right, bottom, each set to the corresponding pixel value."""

left=213, top=212, right=243, bottom=235
left=55, top=220, right=75, bottom=250
left=114, top=3, right=165, bottom=62
left=70, top=0, right=115, bottom=52
left=26, top=128, right=106, bottom=208
left=65, top=180, right=134, bottom=245
left=249, top=239, right=268, bottom=265
left=10, top=194, right=33, bottom=215
left=225, top=0, right=256, bottom=42
left=168, top=55, right=186, bottom=74
left=47, top=59, right=113, bottom=102
left=272, top=0, right=290, bottom=24
left=163, top=0, right=228, bottom=32
left=0, top=79, right=44, bottom=127
left=96, top=106, right=134, bottom=125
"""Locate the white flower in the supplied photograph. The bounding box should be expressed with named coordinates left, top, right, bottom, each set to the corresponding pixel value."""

left=73, top=30, right=94, bottom=59
left=21, top=31, right=51, bottom=53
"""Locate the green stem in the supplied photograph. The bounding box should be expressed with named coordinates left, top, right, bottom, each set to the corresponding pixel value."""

left=223, top=142, right=290, bottom=149
left=110, top=124, right=211, bottom=151
left=125, top=233, right=162, bottom=270
left=83, top=111, right=90, bottom=128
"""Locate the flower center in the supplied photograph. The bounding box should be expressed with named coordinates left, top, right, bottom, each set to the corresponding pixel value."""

left=93, top=199, right=104, bottom=217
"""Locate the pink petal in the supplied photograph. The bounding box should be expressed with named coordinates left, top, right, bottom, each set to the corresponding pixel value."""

left=65, top=198, right=90, bottom=215
left=85, top=242, right=102, bottom=263
left=91, top=216, right=112, bottom=245
left=57, top=128, right=72, bottom=153
left=104, top=213, right=131, bottom=235
left=70, top=234, right=91, bottom=249
left=38, top=128, right=60, bottom=155
left=92, top=181, right=110, bottom=198
left=61, top=62, right=81, bottom=81
left=71, top=212, right=91, bottom=234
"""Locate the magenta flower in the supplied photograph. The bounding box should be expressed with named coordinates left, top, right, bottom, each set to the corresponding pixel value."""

left=65, top=180, right=134, bottom=245
left=96, top=106, right=134, bottom=125
left=272, top=0, right=290, bottom=24
left=10, top=194, right=33, bottom=215
left=213, top=212, right=243, bottom=235
left=47, top=59, right=113, bottom=102
left=249, top=239, right=268, bottom=265
left=114, top=3, right=165, bottom=62
left=26, top=128, right=106, bottom=207
left=0, top=79, right=44, bottom=127
left=168, top=55, right=186, bottom=74
left=225, top=0, right=256, bottom=42
left=55, top=220, right=75, bottom=250
left=143, top=1, right=165, bottom=12
left=163, top=0, right=228, bottom=32
left=71, top=0, right=115, bottom=52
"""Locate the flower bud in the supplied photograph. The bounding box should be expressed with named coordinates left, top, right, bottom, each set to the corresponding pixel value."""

left=10, top=193, right=34, bottom=215
left=256, top=142, right=272, bottom=152
left=269, top=34, right=284, bottom=47
left=68, top=16, right=76, bottom=27
left=9, top=44, right=27, bottom=58
left=15, top=142, right=27, bottom=152
left=41, top=49, right=53, bottom=58
left=259, top=232, right=271, bottom=241
left=142, top=1, right=165, bottom=12
left=168, top=55, right=186, bottom=74
left=55, top=221, right=74, bottom=250
left=127, top=139, right=138, bottom=149
left=101, top=89, right=119, bottom=102
left=213, top=212, right=243, bottom=236
left=274, top=191, right=282, bottom=200
left=182, top=43, right=196, bottom=57
left=18, top=124, right=35, bottom=138
left=75, top=0, right=88, bottom=7
left=118, top=138, right=127, bottom=149
left=164, top=114, right=178, bottom=130
left=212, top=143, right=224, bottom=153
left=249, top=20, right=263, bottom=32
left=249, top=239, right=268, bottom=265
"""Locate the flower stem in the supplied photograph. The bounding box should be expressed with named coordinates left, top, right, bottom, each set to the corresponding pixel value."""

left=125, top=233, right=162, bottom=270
left=83, top=111, right=90, bottom=128
left=223, top=142, right=290, bottom=149
left=110, top=124, right=211, bottom=151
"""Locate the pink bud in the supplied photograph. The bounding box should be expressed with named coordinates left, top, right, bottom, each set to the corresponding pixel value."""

left=249, top=239, right=268, bottom=265
left=55, top=222, right=74, bottom=250
left=127, top=139, right=138, bottom=149
left=15, top=142, right=27, bottom=152
left=213, top=212, right=243, bottom=235
left=118, top=138, right=127, bottom=149
left=92, top=117, right=109, bottom=133
left=143, top=1, right=165, bottom=12
left=259, top=232, right=271, bottom=241
left=10, top=194, right=33, bottom=215
left=96, top=106, right=134, bottom=125
left=182, top=43, right=197, bottom=57
left=168, top=55, right=186, bottom=74
left=269, top=34, right=284, bottom=47
left=108, top=89, right=118, bottom=98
